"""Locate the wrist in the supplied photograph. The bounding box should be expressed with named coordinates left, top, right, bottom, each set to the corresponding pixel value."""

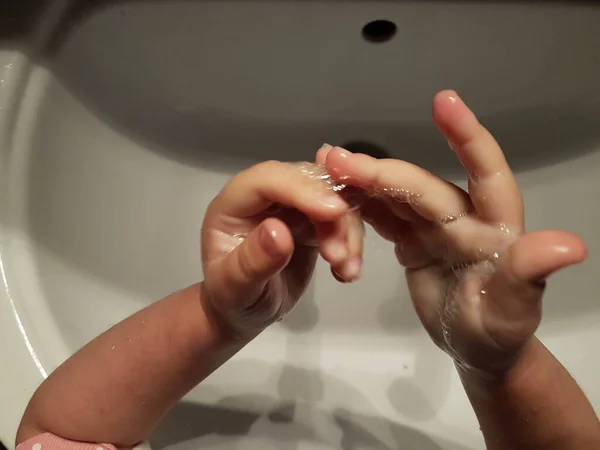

left=457, top=337, right=544, bottom=393
left=197, top=282, right=261, bottom=345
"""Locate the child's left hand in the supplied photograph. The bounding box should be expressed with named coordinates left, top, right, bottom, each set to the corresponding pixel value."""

left=201, top=152, right=364, bottom=336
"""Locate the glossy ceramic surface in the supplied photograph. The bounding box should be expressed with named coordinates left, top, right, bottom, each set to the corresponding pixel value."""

left=1, top=1, right=599, bottom=448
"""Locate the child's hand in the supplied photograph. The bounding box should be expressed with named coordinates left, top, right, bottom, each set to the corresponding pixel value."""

left=201, top=154, right=364, bottom=336
left=324, top=91, right=587, bottom=374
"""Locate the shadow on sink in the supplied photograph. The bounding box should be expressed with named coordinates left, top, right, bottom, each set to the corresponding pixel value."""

left=152, top=400, right=472, bottom=450
left=4, top=0, right=600, bottom=178
left=151, top=359, right=471, bottom=450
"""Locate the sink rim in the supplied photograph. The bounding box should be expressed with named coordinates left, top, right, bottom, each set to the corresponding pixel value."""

left=0, top=49, right=47, bottom=446
left=3, top=1, right=600, bottom=446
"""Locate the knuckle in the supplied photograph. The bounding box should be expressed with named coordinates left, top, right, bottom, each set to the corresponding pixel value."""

left=255, top=160, right=285, bottom=175
left=234, top=160, right=284, bottom=186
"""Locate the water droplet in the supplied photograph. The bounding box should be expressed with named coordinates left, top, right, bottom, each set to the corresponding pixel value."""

left=376, top=187, right=421, bottom=205
left=439, top=212, right=468, bottom=225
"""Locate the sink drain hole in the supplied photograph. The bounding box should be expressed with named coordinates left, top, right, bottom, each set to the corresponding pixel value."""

left=362, top=20, right=397, bottom=43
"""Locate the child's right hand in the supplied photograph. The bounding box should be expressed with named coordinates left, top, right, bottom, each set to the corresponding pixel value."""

left=201, top=154, right=364, bottom=337
left=324, top=91, right=588, bottom=375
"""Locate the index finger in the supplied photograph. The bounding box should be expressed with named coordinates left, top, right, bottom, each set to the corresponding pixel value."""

left=325, top=148, right=473, bottom=224
left=433, top=90, right=524, bottom=230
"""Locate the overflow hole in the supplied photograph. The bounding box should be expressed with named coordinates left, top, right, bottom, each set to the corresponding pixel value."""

left=362, top=20, right=397, bottom=43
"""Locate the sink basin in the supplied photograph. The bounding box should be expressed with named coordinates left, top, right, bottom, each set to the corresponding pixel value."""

left=1, top=1, right=600, bottom=448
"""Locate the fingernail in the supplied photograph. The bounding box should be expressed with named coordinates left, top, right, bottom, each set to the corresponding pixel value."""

left=320, top=143, right=333, bottom=150
left=343, top=257, right=362, bottom=281
left=328, top=240, right=349, bottom=261
left=321, top=195, right=348, bottom=210
left=446, top=90, right=459, bottom=103
left=335, top=147, right=352, bottom=159
left=260, top=224, right=282, bottom=257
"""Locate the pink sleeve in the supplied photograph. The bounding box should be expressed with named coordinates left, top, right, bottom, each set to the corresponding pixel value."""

left=16, top=434, right=126, bottom=450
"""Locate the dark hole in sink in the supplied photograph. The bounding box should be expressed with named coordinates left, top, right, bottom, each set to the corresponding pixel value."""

left=362, top=20, right=397, bottom=43
left=341, top=141, right=391, bottom=159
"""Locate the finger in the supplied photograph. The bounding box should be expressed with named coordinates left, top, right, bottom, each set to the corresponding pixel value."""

left=345, top=210, right=365, bottom=275
left=315, top=219, right=350, bottom=268
left=273, top=207, right=318, bottom=246
left=395, top=227, right=435, bottom=270
left=483, top=230, right=587, bottom=336
left=331, top=210, right=365, bottom=282
left=211, top=160, right=349, bottom=222
left=360, top=197, right=406, bottom=242
left=326, top=147, right=473, bottom=224
left=382, top=196, right=427, bottom=224
left=360, top=198, right=433, bottom=269
left=315, top=143, right=334, bottom=165
left=318, top=145, right=371, bottom=216
left=499, top=230, right=587, bottom=285
left=217, top=218, right=294, bottom=307
left=432, top=90, right=523, bottom=229
left=257, top=199, right=354, bottom=275
left=318, top=146, right=365, bottom=281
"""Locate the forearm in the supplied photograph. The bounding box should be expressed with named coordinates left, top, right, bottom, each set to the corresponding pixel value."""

left=17, top=283, right=251, bottom=448
left=460, top=338, right=600, bottom=450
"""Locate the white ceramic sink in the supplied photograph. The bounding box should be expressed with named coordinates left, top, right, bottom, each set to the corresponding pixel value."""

left=2, top=1, right=600, bottom=448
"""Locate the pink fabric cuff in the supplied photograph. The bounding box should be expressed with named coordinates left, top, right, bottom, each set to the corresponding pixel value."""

left=16, top=434, right=150, bottom=450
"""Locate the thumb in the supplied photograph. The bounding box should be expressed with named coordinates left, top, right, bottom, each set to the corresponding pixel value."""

left=485, top=230, right=587, bottom=325
left=218, top=218, right=294, bottom=309
left=503, top=230, right=587, bottom=284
